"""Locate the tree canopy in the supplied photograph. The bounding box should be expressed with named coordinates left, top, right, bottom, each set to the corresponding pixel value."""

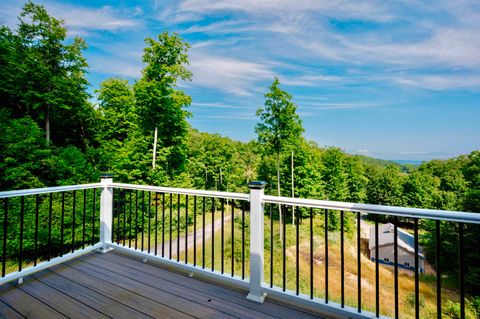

left=1, top=1, right=479, bottom=303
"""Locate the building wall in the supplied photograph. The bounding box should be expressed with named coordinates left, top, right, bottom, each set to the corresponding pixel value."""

left=370, top=245, right=424, bottom=273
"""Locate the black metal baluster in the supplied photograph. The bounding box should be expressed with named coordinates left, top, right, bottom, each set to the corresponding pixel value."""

left=202, top=196, right=206, bottom=269
left=357, top=212, right=361, bottom=312
left=19, top=196, right=25, bottom=270
left=341, top=210, right=344, bottom=307
left=310, top=207, right=313, bottom=299
left=129, top=190, right=133, bottom=248
left=296, top=206, right=299, bottom=295
left=177, top=193, right=180, bottom=262
left=185, top=195, right=188, bottom=264
left=92, top=189, right=96, bottom=245
left=283, top=205, right=286, bottom=292
left=123, top=191, right=127, bottom=246
left=459, top=222, right=465, bottom=319
left=221, top=198, right=224, bottom=274
left=2, top=198, right=7, bottom=277
left=394, top=216, right=399, bottom=319
left=148, top=191, right=151, bottom=254
left=60, top=193, right=65, bottom=256
left=47, top=193, right=52, bottom=259
left=414, top=218, right=419, bottom=319
left=231, top=200, right=234, bottom=276
left=72, top=190, right=76, bottom=253
left=141, top=191, right=145, bottom=251
left=162, top=193, right=165, bottom=257
left=35, top=195, right=40, bottom=264
left=83, top=189, right=86, bottom=249
left=375, top=214, right=379, bottom=317
left=169, top=193, right=173, bottom=259
left=325, top=209, right=329, bottom=303
left=194, top=196, right=197, bottom=267
left=436, top=220, right=441, bottom=319
left=112, top=191, right=116, bottom=244
left=116, top=190, right=121, bottom=245
left=242, top=200, right=245, bottom=280
left=270, top=203, right=273, bottom=287
left=211, top=197, right=215, bottom=271
left=135, top=190, right=138, bottom=250
left=155, top=192, right=158, bottom=255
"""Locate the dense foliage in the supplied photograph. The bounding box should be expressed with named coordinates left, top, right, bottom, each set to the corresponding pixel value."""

left=1, top=1, right=479, bottom=305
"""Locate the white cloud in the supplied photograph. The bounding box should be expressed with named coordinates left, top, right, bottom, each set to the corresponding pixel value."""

left=191, top=102, right=255, bottom=110
left=188, top=52, right=275, bottom=96
left=156, top=6, right=204, bottom=24
left=0, top=1, right=141, bottom=36
left=89, top=55, right=142, bottom=78
left=45, top=2, right=141, bottom=35
left=178, top=0, right=393, bottom=22
left=390, top=73, right=480, bottom=91
left=182, top=20, right=253, bottom=34
left=170, top=0, right=480, bottom=91
left=298, top=102, right=380, bottom=110
left=280, top=74, right=342, bottom=87
left=200, top=114, right=256, bottom=120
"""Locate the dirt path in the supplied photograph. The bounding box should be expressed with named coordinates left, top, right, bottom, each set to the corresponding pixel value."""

left=157, top=211, right=236, bottom=259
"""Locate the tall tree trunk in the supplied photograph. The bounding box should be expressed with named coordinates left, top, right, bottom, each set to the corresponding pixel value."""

left=291, top=151, right=295, bottom=225
left=45, top=104, right=50, bottom=147
left=277, top=152, right=283, bottom=241
left=152, top=126, right=158, bottom=168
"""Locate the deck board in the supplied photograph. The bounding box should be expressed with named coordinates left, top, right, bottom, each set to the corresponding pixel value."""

left=0, top=300, right=24, bottom=319
left=0, top=282, right=66, bottom=319
left=0, top=251, right=323, bottom=319
left=65, top=258, right=251, bottom=319
left=97, top=252, right=321, bottom=319
left=17, top=276, right=109, bottom=319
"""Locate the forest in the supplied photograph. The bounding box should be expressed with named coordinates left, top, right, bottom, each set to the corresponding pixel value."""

left=1, top=2, right=479, bottom=318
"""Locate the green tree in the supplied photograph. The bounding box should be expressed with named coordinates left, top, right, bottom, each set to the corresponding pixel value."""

left=255, top=78, right=304, bottom=197
left=321, top=147, right=349, bottom=201
left=255, top=78, right=304, bottom=231
left=403, top=171, right=441, bottom=209
left=135, top=32, right=192, bottom=175
left=0, top=1, right=91, bottom=148
left=367, top=165, right=406, bottom=207
left=94, top=78, right=150, bottom=182
left=96, top=78, right=136, bottom=142
left=463, top=151, right=480, bottom=212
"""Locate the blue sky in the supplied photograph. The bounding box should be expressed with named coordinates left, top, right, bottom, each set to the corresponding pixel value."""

left=1, top=0, right=479, bottom=161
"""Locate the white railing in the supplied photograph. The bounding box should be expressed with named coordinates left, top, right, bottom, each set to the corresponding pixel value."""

left=1, top=176, right=479, bottom=319
left=0, top=183, right=104, bottom=286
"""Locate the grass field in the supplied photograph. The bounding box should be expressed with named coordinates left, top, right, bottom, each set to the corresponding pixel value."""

left=179, top=208, right=461, bottom=319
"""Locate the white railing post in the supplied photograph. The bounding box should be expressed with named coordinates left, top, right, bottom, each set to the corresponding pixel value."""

left=246, top=181, right=267, bottom=303
left=100, top=174, right=113, bottom=252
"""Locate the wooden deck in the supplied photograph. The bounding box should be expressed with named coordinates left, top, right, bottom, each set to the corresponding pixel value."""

left=0, top=251, right=323, bottom=319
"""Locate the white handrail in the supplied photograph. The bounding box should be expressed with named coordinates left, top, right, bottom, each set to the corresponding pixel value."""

left=263, top=195, right=480, bottom=224
left=110, top=182, right=250, bottom=201
left=2, top=182, right=478, bottom=224
left=0, top=183, right=103, bottom=198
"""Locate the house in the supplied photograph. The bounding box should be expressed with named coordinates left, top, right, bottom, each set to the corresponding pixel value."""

left=369, top=223, right=425, bottom=273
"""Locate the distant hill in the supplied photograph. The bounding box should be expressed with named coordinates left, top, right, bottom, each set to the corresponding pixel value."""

left=352, top=155, right=421, bottom=173
left=390, top=160, right=423, bottom=166
left=353, top=155, right=401, bottom=168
